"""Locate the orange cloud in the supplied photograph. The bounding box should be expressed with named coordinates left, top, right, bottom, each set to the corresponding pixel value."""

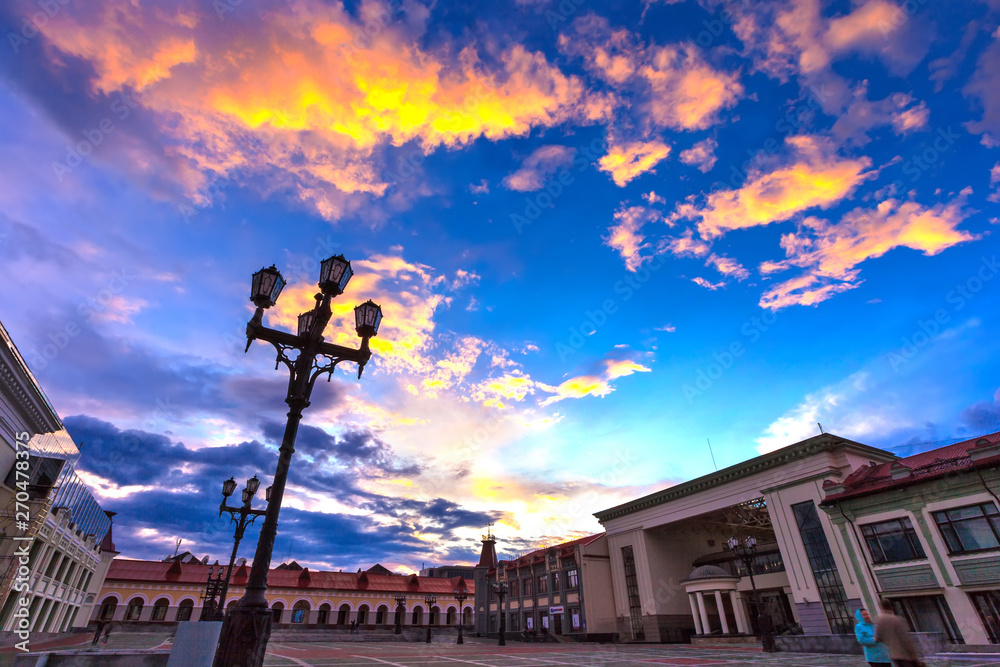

left=760, top=195, right=976, bottom=309
left=706, top=254, right=749, bottom=280
left=598, top=140, right=671, bottom=186
left=538, top=358, right=651, bottom=406
left=671, top=135, right=873, bottom=239
left=38, top=0, right=594, bottom=219
left=679, top=137, right=718, bottom=173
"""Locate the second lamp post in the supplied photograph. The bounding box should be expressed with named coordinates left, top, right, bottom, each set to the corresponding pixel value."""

left=215, top=475, right=270, bottom=620
left=727, top=535, right=776, bottom=653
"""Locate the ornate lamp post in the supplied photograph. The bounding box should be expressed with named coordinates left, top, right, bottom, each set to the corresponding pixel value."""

left=491, top=581, right=508, bottom=646
left=201, top=566, right=225, bottom=621
left=424, top=595, right=437, bottom=643
left=214, top=475, right=270, bottom=620
left=727, top=535, right=776, bottom=653
left=453, top=587, right=468, bottom=644
left=393, top=594, right=406, bottom=635
left=214, top=256, right=383, bottom=667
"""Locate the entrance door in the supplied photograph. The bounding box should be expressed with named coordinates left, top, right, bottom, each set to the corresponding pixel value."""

left=553, top=613, right=562, bottom=634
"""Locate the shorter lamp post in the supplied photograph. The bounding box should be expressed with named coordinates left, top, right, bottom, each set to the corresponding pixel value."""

left=394, top=594, right=406, bottom=635
left=216, top=475, right=270, bottom=619
left=453, top=587, right=467, bottom=644
left=728, top=535, right=776, bottom=653
left=491, top=581, right=508, bottom=646
left=201, top=567, right=225, bottom=621
left=424, top=595, right=437, bottom=643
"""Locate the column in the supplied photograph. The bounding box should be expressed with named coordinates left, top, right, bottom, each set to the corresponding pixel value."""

left=730, top=591, right=747, bottom=634
left=714, top=591, right=730, bottom=635
left=695, top=591, right=710, bottom=635
left=688, top=594, right=703, bottom=635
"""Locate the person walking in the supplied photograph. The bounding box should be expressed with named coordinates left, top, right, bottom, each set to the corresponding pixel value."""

left=101, top=622, right=113, bottom=647
left=874, top=600, right=924, bottom=667
left=91, top=620, right=105, bottom=646
left=855, top=608, right=891, bottom=666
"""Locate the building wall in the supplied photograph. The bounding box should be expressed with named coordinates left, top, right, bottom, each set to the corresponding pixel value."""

left=580, top=536, right=615, bottom=634
left=824, top=467, right=1000, bottom=645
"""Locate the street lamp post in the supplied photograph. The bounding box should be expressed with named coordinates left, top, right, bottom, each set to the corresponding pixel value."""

left=201, top=567, right=225, bottom=621
left=727, top=535, right=776, bottom=653
left=491, top=581, right=508, bottom=646
left=453, top=587, right=467, bottom=644
left=214, top=475, right=270, bottom=620
left=393, top=594, right=406, bottom=635
left=424, top=595, right=436, bottom=643
left=214, top=257, right=384, bottom=667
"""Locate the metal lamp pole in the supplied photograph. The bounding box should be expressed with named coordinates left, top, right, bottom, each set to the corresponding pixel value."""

left=215, top=476, right=270, bottom=620
left=491, top=581, right=508, bottom=646
left=728, top=535, right=776, bottom=653
left=214, top=256, right=383, bottom=667
left=454, top=588, right=467, bottom=644
left=425, top=595, right=436, bottom=643
left=394, top=594, right=406, bottom=635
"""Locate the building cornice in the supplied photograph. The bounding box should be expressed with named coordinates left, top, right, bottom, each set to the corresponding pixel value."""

left=0, top=320, right=62, bottom=434
left=594, top=433, right=895, bottom=523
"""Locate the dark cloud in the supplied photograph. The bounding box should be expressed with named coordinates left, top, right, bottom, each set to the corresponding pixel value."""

left=65, top=415, right=495, bottom=569
left=261, top=420, right=420, bottom=476
left=961, top=392, right=1000, bottom=435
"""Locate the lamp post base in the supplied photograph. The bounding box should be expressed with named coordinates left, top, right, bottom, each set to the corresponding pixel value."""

left=758, top=613, right=776, bottom=653
left=213, top=606, right=273, bottom=667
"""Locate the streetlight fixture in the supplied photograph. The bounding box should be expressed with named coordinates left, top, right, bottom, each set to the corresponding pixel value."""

left=215, top=256, right=383, bottom=667
left=214, top=475, right=269, bottom=620
left=393, top=594, right=406, bottom=635
left=424, top=595, right=437, bottom=643
left=491, top=581, right=508, bottom=646
left=727, top=535, right=776, bottom=653
left=453, top=587, right=468, bottom=644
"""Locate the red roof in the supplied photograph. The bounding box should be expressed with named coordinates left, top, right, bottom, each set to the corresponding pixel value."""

left=824, top=432, right=1000, bottom=502
left=489, top=534, right=603, bottom=574
left=106, top=559, right=473, bottom=593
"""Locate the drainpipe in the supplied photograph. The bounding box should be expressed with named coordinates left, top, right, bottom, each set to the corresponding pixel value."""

left=834, top=502, right=882, bottom=607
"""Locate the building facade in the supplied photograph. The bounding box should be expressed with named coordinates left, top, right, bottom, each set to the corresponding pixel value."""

left=92, top=559, right=474, bottom=628
left=0, top=320, right=117, bottom=634
left=821, top=433, right=1000, bottom=646
left=474, top=532, right=616, bottom=640
left=593, top=431, right=1000, bottom=648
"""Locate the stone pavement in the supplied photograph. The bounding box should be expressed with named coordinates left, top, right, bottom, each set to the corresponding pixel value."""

left=261, top=640, right=1000, bottom=667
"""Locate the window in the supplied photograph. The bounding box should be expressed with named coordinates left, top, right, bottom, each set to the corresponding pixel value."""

left=318, top=604, right=330, bottom=625
left=376, top=606, right=386, bottom=625
left=932, top=503, right=1000, bottom=554
left=522, top=578, right=533, bottom=596
left=861, top=517, right=926, bottom=563
left=271, top=602, right=284, bottom=624
left=125, top=598, right=143, bottom=621
left=508, top=578, right=519, bottom=598
left=292, top=601, right=310, bottom=623
left=791, top=501, right=853, bottom=635
left=621, top=546, right=645, bottom=641
left=176, top=600, right=193, bottom=622
left=537, top=575, right=548, bottom=594
left=508, top=613, right=520, bottom=631
left=151, top=598, right=169, bottom=621
left=570, top=607, right=581, bottom=630
left=99, top=597, right=117, bottom=621
left=358, top=605, right=369, bottom=625
left=891, top=595, right=964, bottom=644
left=970, top=591, right=1000, bottom=644
left=565, top=569, right=579, bottom=589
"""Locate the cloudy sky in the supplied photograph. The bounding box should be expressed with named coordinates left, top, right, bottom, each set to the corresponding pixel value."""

left=1, top=0, right=999, bottom=572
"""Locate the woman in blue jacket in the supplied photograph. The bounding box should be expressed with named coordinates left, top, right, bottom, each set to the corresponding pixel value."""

left=855, top=608, right=891, bottom=666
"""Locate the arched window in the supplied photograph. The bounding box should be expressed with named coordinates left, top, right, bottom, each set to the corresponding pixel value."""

left=318, top=603, right=331, bottom=625
left=99, top=597, right=117, bottom=621
left=271, top=602, right=284, bottom=624
left=375, top=605, right=388, bottom=626
left=291, top=601, right=310, bottom=624
left=411, top=606, right=423, bottom=626
left=463, top=607, right=472, bottom=625
left=226, top=600, right=238, bottom=610
left=151, top=598, right=170, bottom=622
left=446, top=607, right=456, bottom=625
left=125, top=598, right=143, bottom=621
left=337, top=603, right=350, bottom=625
left=429, top=606, right=439, bottom=625
left=357, top=604, right=369, bottom=626
left=176, top=600, right=194, bottom=622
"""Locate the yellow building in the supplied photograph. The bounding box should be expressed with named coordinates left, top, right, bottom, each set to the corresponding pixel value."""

left=91, top=558, right=474, bottom=628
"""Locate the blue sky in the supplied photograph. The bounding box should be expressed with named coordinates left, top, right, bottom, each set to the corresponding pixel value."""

left=0, top=0, right=998, bottom=571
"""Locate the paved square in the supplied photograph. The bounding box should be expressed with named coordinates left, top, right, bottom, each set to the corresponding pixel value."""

left=261, top=640, right=1000, bottom=667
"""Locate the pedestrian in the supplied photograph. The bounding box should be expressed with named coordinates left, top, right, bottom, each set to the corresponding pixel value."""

left=855, top=608, right=890, bottom=667
left=350, top=619, right=356, bottom=634
left=874, top=600, right=924, bottom=667
left=101, top=622, right=113, bottom=646
left=91, top=620, right=105, bottom=646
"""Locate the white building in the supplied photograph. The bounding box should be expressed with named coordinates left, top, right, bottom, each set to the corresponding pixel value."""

left=0, top=320, right=118, bottom=634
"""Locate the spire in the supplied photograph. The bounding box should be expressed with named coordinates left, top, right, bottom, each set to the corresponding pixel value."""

left=477, top=524, right=498, bottom=569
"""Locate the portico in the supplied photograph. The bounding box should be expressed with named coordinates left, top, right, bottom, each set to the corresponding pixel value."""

left=681, top=566, right=748, bottom=637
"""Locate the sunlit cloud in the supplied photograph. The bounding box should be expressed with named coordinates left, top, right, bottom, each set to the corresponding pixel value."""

left=691, top=276, right=726, bottom=291
left=598, top=140, right=671, bottom=186
left=503, top=145, right=576, bottom=191
left=538, top=356, right=651, bottom=406
left=679, top=137, right=718, bottom=173
left=605, top=205, right=661, bottom=271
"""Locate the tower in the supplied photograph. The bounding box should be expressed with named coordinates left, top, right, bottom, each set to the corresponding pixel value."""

left=473, top=525, right=498, bottom=636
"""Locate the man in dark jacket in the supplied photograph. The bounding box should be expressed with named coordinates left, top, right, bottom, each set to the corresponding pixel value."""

left=874, top=600, right=923, bottom=667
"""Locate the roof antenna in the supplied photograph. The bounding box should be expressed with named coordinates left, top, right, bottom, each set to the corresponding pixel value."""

left=818, top=422, right=825, bottom=434
left=173, top=538, right=182, bottom=557
left=706, top=438, right=718, bottom=472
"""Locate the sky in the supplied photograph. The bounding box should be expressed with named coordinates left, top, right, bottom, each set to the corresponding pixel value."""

left=1, top=0, right=999, bottom=573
